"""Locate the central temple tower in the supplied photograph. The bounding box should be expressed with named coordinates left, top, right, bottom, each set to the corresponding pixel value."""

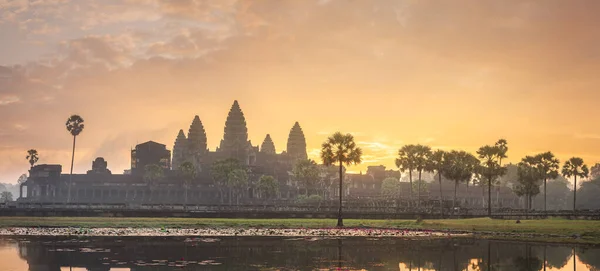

left=218, top=100, right=251, bottom=163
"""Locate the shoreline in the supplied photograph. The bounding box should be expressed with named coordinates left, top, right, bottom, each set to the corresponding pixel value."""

left=1, top=217, right=599, bottom=244
left=0, top=227, right=459, bottom=238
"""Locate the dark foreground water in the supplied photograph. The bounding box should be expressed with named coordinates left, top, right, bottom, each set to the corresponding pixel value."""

left=1, top=236, right=599, bottom=271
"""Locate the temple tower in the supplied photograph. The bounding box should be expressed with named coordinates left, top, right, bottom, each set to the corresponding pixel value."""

left=260, top=134, right=276, bottom=154
left=187, top=115, right=208, bottom=170
left=287, top=122, right=308, bottom=162
left=219, top=100, right=250, bottom=163
left=172, top=129, right=188, bottom=170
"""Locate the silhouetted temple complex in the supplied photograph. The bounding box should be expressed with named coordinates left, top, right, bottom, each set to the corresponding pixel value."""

left=18, top=100, right=521, bottom=209
left=19, top=101, right=318, bottom=205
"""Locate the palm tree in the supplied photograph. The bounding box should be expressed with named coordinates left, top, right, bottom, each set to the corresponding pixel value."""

left=65, top=115, right=84, bottom=203
left=494, top=139, right=508, bottom=206
left=396, top=145, right=417, bottom=207
left=179, top=161, right=196, bottom=209
left=320, top=132, right=362, bottom=227
left=426, top=150, right=447, bottom=216
left=143, top=164, right=164, bottom=203
left=495, top=139, right=508, bottom=166
left=413, top=145, right=432, bottom=209
left=534, top=152, right=560, bottom=214
left=26, top=149, right=39, bottom=168
left=561, top=157, right=589, bottom=212
left=443, top=151, right=479, bottom=210
left=477, top=142, right=507, bottom=217
left=516, top=156, right=542, bottom=211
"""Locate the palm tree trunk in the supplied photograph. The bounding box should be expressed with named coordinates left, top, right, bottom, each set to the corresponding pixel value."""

left=438, top=172, right=443, bottom=218
left=67, top=135, right=76, bottom=204
left=337, top=160, right=343, bottom=227
left=544, top=178, right=547, bottom=215
left=487, top=175, right=492, bottom=217
left=409, top=170, right=413, bottom=208
left=417, top=170, right=422, bottom=209
left=185, top=186, right=188, bottom=210
left=573, top=175, right=577, bottom=213
left=453, top=180, right=457, bottom=212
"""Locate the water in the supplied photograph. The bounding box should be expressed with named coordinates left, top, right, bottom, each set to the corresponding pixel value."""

left=0, top=236, right=598, bottom=271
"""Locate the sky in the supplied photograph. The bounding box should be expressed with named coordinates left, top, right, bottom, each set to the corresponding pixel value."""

left=1, top=0, right=600, bottom=184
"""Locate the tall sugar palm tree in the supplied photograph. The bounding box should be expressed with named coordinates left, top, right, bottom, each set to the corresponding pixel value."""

left=534, top=152, right=560, bottom=213
left=443, top=150, right=479, bottom=210
left=26, top=149, right=39, bottom=168
left=477, top=142, right=507, bottom=217
left=179, top=161, right=196, bottom=209
left=561, top=157, right=589, bottom=212
left=66, top=115, right=84, bottom=203
left=426, top=149, right=447, bottom=216
left=413, top=145, right=432, bottom=209
left=495, top=139, right=508, bottom=166
left=396, top=145, right=417, bottom=207
left=144, top=164, right=164, bottom=203
left=320, top=132, right=362, bottom=227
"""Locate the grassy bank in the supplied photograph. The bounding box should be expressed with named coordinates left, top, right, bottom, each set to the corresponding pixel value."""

left=1, top=217, right=598, bottom=243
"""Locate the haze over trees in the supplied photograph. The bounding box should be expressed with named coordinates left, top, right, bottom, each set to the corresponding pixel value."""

left=179, top=161, right=196, bottom=208
left=143, top=164, right=164, bottom=202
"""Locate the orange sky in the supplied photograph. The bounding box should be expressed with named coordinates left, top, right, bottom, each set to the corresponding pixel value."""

left=1, top=0, right=600, bottom=183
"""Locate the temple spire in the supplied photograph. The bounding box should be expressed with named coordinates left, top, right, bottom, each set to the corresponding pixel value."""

left=287, top=121, right=307, bottom=161
left=187, top=115, right=208, bottom=158
left=172, top=129, right=188, bottom=170
left=260, top=134, right=276, bottom=154
left=220, top=100, right=249, bottom=162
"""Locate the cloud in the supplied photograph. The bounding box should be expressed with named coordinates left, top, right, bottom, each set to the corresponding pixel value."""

left=0, top=95, right=19, bottom=105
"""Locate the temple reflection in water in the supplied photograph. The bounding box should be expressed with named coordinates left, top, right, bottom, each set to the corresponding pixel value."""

left=1, top=237, right=598, bottom=271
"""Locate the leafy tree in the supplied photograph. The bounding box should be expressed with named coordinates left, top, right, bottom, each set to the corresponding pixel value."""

left=443, top=150, right=479, bottom=209
left=179, top=161, right=196, bottom=208
left=210, top=158, right=242, bottom=204
left=426, top=150, right=447, bottom=216
left=17, top=174, right=28, bottom=185
left=381, top=177, right=401, bottom=199
left=0, top=191, right=13, bottom=202
left=228, top=168, right=248, bottom=204
left=514, top=156, right=542, bottom=210
left=568, top=175, right=600, bottom=210
left=26, top=149, right=39, bottom=168
left=292, top=159, right=320, bottom=195
left=316, top=165, right=337, bottom=199
left=590, top=163, right=600, bottom=180
left=320, top=132, right=362, bottom=227
left=533, top=152, right=560, bottom=213
left=143, top=164, right=164, bottom=202
left=411, top=179, right=428, bottom=194
left=561, top=157, right=589, bottom=212
left=257, top=175, right=279, bottom=199
left=396, top=145, right=417, bottom=206
left=477, top=141, right=508, bottom=216
left=66, top=114, right=84, bottom=203
left=533, top=176, right=570, bottom=210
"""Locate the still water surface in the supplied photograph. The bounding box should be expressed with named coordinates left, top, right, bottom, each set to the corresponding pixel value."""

left=0, top=236, right=599, bottom=271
